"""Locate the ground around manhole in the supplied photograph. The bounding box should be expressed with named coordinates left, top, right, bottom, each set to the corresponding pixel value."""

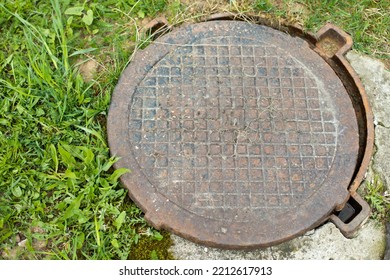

left=1, top=0, right=388, bottom=260
left=171, top=221, right=385, bottom=260
left=168, top=51, right=389, bottom=260
left=386, top=223, right=390, bottom=260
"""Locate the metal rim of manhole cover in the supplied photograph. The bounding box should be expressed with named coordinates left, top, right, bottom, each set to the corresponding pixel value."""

left=107, top=15, right=374, bottom=249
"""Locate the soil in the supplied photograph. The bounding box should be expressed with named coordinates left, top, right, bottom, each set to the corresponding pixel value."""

left=79, top=59, right=98, bottom=82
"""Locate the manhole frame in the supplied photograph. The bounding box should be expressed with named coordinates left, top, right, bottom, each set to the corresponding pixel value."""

left=107, top=14, right=374, bottom=249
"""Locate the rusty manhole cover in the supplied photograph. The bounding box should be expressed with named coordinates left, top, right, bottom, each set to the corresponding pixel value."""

left=108, top=19, right=373, bottom=249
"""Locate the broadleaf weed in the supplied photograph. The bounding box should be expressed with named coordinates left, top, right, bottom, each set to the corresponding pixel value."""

left=365, top=175, right=390, bottom=221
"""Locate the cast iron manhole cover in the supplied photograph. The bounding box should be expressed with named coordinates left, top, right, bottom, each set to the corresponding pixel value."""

left=108, top=19, right=373, bottom=248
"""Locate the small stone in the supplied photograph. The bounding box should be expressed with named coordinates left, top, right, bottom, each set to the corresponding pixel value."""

left=79, top=59, right=98, bottom=83
left=304, top=229, right=315, bottom=236
left=18, top=239, right=27, bottom=248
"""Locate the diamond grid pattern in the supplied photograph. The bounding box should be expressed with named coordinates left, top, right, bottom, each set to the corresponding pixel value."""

left=128, top=37, right=338, bottom=221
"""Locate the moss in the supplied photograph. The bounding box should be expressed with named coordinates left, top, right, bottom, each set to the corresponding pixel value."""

left=129, top=230, right=174, bottom=260
left=370, top=221, right=388, bottom=260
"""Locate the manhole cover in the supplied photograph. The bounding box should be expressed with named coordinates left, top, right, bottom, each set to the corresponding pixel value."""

left=108, top=19, right=373, bottom=248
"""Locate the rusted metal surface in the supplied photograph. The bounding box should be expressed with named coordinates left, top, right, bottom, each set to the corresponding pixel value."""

left=314, top=24, right=374, bottom=195
left=313, top=23, right=374, bottom=238
left=107, top=19, right=372, bottom=248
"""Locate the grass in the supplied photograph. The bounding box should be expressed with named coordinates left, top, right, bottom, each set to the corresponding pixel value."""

left=0, top=0, right=388, bottom=259
left=281, top=0, right=389, bottom=59
left=0, top=0, right=169, bottom=260
left=173, top=0, right=389, bottom=63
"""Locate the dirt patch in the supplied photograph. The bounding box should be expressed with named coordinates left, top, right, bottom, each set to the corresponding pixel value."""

left=1, top=246, right=22, bottom=259
left=272, top=0, right=284, bottom=9
left=173, top=0, right=257, bottom=20
left=178, top=0, right=230, bottom=14
left=383, top=59, right=390, bottom=71
left=79, top=59, right=99, bottom=82
left=285, top=1, right=309, bottom=26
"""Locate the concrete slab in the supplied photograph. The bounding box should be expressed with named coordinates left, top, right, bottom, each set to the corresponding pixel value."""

left=385, top=223, right=390, bottom=260
left=347, top=51, right=390, bottom=191
left=170, top=220, right=385, bottom=260
left=346, top=52, right=390, bottom=127
left=169, top=51, right=388, bottom=260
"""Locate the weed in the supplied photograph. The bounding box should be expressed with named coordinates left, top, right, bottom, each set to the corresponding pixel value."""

left=364, top=175, right=390, bottom=221
left=65, top=6, right=95, bottom=32
left=253, top=0, right=274, bottom=12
